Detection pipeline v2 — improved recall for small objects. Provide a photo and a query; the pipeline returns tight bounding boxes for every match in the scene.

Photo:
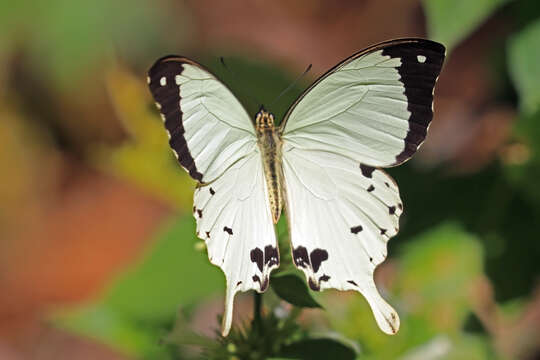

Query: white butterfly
[147,38,445,336]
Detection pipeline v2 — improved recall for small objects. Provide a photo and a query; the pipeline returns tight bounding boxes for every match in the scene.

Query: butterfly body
[256,109,284,224]
[147,39,445,336]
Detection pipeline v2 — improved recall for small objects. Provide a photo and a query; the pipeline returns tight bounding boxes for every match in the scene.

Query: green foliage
[0,0,186,90]
[271,272,322,309]
[165,305,356,360]
[279,338,356,360]
[423,0,509,50]
[508,18,540,115]
[56,216,223,358]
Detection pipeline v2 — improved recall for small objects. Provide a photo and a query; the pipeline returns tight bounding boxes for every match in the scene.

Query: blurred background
[1,0,540,359]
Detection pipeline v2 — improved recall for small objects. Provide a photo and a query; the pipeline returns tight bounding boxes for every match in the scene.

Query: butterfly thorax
[255,109,284,224]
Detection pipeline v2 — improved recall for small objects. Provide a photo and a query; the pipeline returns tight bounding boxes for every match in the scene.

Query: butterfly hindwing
[148,56,256,183]
[194,151,278,336]
[281,39,445,334]
[148,58,278,336]
[280,39,445,167]
[282,146,402,334]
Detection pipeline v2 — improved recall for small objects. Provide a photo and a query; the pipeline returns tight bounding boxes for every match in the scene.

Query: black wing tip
[148,55,188,77]
[381,38,446,55]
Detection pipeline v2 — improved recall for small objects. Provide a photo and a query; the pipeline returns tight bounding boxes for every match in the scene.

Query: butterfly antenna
[269,63,312,108]
[220,57,262,109]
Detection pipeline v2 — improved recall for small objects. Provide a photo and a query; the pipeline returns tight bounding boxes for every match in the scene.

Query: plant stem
[253,292,262,331]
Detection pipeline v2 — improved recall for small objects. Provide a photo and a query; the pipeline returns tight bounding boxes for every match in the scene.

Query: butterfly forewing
[280,39,445,334]
[148,56,256,183]
[148,57,279,336]
[280,39,445,167]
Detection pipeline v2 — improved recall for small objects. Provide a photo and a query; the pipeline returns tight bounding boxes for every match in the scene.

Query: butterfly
[147,38,445,336]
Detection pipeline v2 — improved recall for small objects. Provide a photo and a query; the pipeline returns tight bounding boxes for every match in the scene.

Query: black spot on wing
[223,226,233,235]
[293,246,310,269]
[367,184,375,192]
[381,40,445,165]
[148,56,203,181]
[380,228,387,235]
[389,206,396,215]
[250,248,264,272]
[351,225,363,234]
[251,274,269,291]
[310,249,329,273]
[205,231,210,238]
[209,187,215,195]
[264,245,279,268]
[360,164,375,178]
[309,274,330,291]
[196,209,203,218]
[347,280,358,286]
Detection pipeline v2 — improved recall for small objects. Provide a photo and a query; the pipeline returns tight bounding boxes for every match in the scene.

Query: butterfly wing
[280,39,445,334]
[148,57,279,336]
[148,56,257,183]
[193,151,278,336]
[280,39,445,167]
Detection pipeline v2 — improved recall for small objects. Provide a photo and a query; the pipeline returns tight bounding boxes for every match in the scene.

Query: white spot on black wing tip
[160,76,167,86]
[146,76,151,84]
[417,55,427,63]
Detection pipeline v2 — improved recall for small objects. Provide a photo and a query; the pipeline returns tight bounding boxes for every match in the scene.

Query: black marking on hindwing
[381,40,445,165]
[250,248,264,272]
[293,246,330,291]
[250,246,279,292]
[148,56,203,181]
[223,226,233,235]
[350,225,363,234]
[360,164,375,178]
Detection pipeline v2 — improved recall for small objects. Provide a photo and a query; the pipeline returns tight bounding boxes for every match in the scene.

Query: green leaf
[271,272,322,308]
[508,18,540,115]
[280,338,356,360]
[423,0,509,51]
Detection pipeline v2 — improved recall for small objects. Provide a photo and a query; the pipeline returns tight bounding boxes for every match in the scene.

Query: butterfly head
[255,107,275,130]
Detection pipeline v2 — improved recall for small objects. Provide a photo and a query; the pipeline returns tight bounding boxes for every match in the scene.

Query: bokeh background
[1,1,540,359]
